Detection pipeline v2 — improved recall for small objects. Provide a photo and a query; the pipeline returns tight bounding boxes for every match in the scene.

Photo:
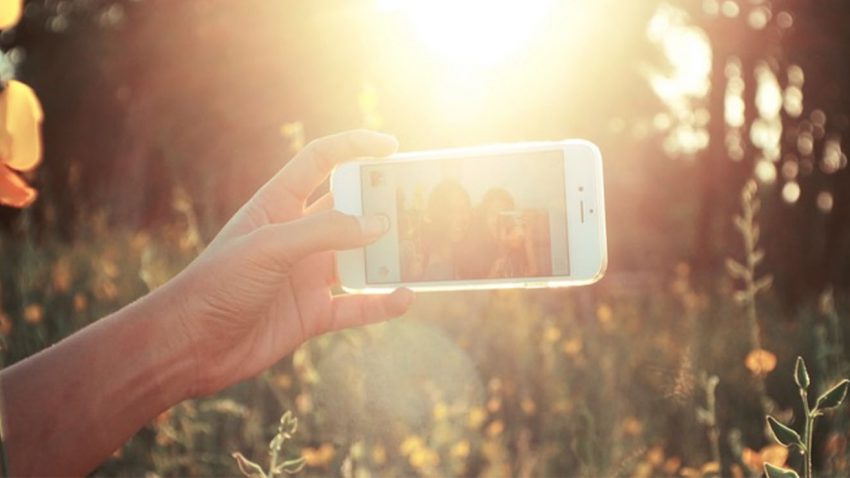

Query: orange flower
[73,293,88,312]
[742,444,788,472]
[0,80,44,208]
[621,416,643,436]
[450,440,470,460]
[51,258,73,293]
[646,445,664,466]
[486,420,504,437]
[760,444,789,468]
[561,337,583,358]
[0,311,11,335]
[0,163,36,207]
[662,457,681,475]
[521,397,537,415]
[371,444,387,465]
[745,349,777,376]
[23,304,44,324]
[302,443,335,467]
[730,464,746,478]
[0,0,22,30]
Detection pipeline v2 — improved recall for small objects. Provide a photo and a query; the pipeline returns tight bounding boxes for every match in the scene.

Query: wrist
[0,288,200,475]
[133,286,200,404]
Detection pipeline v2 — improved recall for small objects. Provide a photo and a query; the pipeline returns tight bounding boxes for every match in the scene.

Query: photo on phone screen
[360,151,570,284]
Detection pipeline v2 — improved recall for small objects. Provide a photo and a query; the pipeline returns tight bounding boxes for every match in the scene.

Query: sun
[377,0,553,68]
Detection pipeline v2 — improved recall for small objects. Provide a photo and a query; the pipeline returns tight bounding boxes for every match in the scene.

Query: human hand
[159,130,414,397]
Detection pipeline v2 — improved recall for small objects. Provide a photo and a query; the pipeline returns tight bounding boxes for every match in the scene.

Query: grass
[1,181,849,477]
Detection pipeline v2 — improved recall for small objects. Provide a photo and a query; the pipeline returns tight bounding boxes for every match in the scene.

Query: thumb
[246,210,389,272]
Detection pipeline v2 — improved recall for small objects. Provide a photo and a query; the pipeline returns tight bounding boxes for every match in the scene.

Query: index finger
[261,129,398,207]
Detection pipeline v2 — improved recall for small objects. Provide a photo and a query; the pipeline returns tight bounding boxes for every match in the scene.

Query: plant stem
[703,375,723,472]
[269,444,278,478]
[805,415,814,478]
[800,388,814,478]
[738,183,773,416]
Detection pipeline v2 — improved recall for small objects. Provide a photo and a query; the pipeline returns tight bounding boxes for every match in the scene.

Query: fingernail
[359,214,389,236]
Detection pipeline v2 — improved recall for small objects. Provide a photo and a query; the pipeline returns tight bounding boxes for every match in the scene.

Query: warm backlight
[377,0,553,68]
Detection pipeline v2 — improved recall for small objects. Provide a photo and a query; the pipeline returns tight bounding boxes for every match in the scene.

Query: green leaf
[815,379,849,411]
[725,258,748,279]
[279,410,298,436]
[751,248,765,266]
[276,457,307,475]
[766,416,802,448]
[754,275,774,292]
[794,357,810,390]
[232,452,267,478]
[733,215,746,234]
[764,463,800,478]
[733,290,750,305]
[269,433,284,453]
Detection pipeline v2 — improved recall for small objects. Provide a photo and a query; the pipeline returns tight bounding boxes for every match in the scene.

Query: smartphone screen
[360,151,570,284]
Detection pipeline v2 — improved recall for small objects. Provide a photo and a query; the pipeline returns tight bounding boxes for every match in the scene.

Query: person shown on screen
[418,179,471,280]
[491,209,538,278]
[458,187,513,279]
[459,187,537,279]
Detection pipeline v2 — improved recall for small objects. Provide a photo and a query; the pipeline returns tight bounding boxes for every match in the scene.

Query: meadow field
[1,1,849,476]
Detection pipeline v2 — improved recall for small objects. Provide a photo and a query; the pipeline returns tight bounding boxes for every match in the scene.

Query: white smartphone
[331,140,607,293]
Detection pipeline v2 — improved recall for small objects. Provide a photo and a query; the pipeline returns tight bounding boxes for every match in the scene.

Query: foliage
[764,356,848,478]
[0,0,43,208]
[232,411,306,478]
[2,206,848,477]
[1,0,850,477]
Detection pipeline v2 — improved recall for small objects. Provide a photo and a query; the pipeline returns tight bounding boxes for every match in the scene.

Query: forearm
[0,290,194,476]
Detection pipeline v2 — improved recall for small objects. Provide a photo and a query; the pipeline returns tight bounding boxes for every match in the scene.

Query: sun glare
[377,0,552,68]
[647,6,711,102]
[646,5,712,156]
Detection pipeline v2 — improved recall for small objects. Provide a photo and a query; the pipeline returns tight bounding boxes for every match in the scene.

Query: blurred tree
[0,0,847,296]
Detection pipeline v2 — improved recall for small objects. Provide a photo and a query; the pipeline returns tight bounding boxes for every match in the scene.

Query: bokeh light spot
[747,7,770,30]
[782,181,801,204]
[721,0,740,18]
[754,159,776,184]
[817,191,834,213]
[776,11,794,29]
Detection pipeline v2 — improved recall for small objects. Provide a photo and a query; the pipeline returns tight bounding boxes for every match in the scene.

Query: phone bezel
[331,140,607,293]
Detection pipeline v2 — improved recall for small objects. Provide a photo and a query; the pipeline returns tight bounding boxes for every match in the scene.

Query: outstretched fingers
[210,131,396,250]
[259,129,398,210]
[329,289,414,331]
[245,209,389,274]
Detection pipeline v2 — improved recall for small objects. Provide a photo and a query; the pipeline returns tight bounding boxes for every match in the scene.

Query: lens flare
[377,0,553,68]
